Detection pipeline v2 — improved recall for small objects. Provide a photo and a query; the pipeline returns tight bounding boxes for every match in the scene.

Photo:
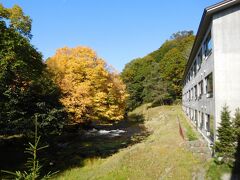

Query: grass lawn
[54,105,209,180]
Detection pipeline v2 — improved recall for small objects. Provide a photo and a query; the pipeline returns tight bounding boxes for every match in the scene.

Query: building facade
[182,0,240,144]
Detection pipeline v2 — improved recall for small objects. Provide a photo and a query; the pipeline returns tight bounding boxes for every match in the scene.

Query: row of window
[184,107,213,140]
[184,32,212,86]
[183,72,213,101]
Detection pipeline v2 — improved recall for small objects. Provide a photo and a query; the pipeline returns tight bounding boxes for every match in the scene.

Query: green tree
[0,4,66,137]
[170,30,194,40]
[0,3,32,38]
[233,108,240,169]
[159,48,186,100]
[121,56,155,110]
[233,108,240,140]
[122,31,195,110]
[215,105,235,164]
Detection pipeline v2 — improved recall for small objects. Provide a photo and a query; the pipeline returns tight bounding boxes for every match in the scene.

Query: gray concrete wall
[212,5,240,135]
[182,25,215,142]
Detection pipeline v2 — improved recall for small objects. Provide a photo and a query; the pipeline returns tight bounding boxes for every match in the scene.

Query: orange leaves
[47,46,127,123]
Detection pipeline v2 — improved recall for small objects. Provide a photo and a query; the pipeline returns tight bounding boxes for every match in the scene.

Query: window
[191,88,194,100]
[197,111,201,128]
[195,110,198,125]
[206,114,210,133]
[200,112,204,130]
[191,109,194,120]
[193,61,197,77]
[190,68,193,80]
[204,78,207,94]
[206,73,213,98]
[198,80,203,99]
[194,85,197,100]
[205,114,214,141]
[188,90,191,101]
[197,49,202,71]
[204,32,212,57]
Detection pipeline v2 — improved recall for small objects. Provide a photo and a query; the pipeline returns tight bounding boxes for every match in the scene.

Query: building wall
[182,25,215,143]
[212,5,240,135]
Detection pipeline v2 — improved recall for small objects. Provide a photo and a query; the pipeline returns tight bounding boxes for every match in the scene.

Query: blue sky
[2,0,220,71]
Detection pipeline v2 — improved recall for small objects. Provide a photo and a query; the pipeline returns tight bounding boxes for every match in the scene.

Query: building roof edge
[182,0,240,82]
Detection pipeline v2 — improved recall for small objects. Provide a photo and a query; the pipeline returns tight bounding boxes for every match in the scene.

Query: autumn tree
[47,47,128,123]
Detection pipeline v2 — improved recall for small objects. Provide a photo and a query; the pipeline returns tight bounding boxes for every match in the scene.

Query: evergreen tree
[215,105,235,164]
[233,108,240,170]
[233,108,240,140]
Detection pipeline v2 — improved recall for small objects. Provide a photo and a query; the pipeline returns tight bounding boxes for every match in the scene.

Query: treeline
[121,31,195,111]
[0,4,127,138]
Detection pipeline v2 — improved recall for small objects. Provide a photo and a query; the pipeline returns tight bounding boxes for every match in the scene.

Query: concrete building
[182,0,240,144]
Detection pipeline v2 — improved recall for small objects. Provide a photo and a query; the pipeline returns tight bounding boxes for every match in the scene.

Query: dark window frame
[206,73,213,98]
[197,48,202,71]
[204,32,212,57]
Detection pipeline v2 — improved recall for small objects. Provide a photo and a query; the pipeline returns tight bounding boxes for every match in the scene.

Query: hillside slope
[55,105,210,180]
[121,31,195,111]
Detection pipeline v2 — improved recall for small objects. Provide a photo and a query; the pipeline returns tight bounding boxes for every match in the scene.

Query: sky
[2,0,220,71]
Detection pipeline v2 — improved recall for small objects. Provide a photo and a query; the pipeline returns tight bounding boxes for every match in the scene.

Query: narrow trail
[55,105,210,180]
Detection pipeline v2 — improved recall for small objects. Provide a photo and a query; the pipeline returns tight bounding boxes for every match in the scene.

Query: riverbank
[54,105,210,180]
[0,111,148,178]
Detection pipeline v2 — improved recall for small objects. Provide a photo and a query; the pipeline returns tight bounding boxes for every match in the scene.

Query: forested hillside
[121,31,195,111]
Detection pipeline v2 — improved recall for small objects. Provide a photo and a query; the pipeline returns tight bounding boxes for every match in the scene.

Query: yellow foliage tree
[47,46,128,123]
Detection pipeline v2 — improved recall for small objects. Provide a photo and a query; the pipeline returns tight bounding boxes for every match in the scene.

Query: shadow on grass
[0,114,149,178]
[0,135,29,179]
[126,113,145,123]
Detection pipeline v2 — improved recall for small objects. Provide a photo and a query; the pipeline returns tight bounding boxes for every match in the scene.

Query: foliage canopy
[0,4,66,137]
[121,31,195,110]
[47,47,128,123]
[0,3,32,38]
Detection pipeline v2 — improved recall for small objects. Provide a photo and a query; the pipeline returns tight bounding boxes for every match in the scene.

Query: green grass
[178,111,198,141]
[53,105,208,180]
[206,160,232,180]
